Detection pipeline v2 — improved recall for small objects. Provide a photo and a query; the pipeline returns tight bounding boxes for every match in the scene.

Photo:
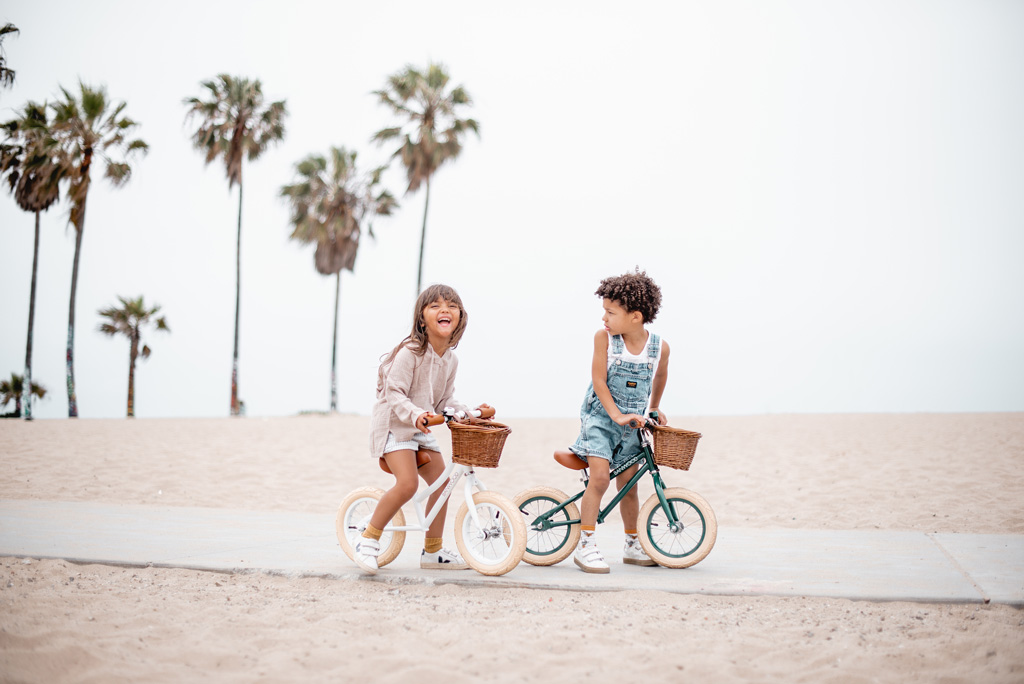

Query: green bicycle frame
[529,436,683,532]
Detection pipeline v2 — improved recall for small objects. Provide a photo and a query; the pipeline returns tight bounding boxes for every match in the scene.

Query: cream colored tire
[637,487,717,568]
[454,491,527,576]
[336,487,406,568]
[513,487,581,566]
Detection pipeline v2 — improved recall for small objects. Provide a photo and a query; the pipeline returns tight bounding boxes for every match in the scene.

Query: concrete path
[1,499,1021,605]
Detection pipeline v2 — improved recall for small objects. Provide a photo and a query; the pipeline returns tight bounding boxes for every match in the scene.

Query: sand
[2,413,1023,682]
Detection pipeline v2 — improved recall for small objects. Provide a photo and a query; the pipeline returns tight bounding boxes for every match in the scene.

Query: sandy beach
[2,413,1023,682]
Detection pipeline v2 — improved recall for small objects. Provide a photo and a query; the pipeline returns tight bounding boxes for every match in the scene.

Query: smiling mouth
[438,316,452,326]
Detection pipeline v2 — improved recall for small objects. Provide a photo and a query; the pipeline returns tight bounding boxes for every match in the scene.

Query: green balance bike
[513,414,717,568]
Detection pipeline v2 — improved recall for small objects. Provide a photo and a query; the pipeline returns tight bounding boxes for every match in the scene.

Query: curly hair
[595,269,662,323]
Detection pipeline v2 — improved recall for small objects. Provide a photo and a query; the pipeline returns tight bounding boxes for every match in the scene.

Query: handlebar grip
[628,419,641,429]
[475,406,496,419]
[423,413,447,427]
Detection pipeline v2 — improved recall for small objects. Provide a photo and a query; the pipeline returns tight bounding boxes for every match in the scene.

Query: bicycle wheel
[513,487,580,566]
[336,487,406,568]
[638,487,717,568]
[454,491,527,576]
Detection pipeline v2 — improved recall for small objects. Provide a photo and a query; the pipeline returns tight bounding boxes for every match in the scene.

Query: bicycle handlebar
[628,410,661,429]
[423,414,447,427]
[421,405,495,428]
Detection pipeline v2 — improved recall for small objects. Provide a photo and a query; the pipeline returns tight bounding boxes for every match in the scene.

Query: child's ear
[632,310,644,323]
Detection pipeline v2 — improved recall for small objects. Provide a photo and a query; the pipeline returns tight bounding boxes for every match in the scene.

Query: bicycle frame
[381,459,492,534]
[530,427,686,533]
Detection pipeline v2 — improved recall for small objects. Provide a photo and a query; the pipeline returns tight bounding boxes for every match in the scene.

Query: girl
[356,284,488,574]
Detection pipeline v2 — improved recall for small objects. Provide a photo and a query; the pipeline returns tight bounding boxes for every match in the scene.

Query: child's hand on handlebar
[453,403,495,424]
[616,413,647,429]
[471,403,495,422]
[649,408,668,426]
[417,412,434,433]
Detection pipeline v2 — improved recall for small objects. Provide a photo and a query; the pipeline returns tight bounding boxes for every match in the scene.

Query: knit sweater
[368,343,470,458]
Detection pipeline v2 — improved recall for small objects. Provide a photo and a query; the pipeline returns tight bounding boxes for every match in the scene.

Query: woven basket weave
[449,420,511,468]
[650,426,701,470]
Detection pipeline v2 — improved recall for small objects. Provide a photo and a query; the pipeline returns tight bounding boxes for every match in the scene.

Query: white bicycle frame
[381,460,492,533]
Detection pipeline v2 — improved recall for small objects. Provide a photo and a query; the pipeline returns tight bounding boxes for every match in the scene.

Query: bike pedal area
[1,499,1021,605]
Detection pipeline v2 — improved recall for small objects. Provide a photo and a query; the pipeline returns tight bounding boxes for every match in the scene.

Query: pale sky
[2,1,1022,420]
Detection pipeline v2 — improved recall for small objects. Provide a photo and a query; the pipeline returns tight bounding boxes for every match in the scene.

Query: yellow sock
[424,537,443,554]
[625,529,637,536]
[581,525,596,533]
[362,524,383,541]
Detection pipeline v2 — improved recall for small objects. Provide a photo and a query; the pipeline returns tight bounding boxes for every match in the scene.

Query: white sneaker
[353,537,379,575]
[574,541,610,574]
[421,547,469,570]
[623,538,656,566]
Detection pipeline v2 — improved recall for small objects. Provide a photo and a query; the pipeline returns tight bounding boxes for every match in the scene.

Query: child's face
[422,297,461,343]
[601,298,642,336]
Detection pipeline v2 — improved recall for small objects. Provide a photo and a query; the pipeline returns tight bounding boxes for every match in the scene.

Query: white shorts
[383,431,441,454]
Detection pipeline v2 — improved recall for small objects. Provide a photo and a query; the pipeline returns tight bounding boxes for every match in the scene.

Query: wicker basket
[650,426,701,470]
[449,420,511,468]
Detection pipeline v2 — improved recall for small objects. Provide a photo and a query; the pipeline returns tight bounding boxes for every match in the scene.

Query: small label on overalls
[626,381,637,388]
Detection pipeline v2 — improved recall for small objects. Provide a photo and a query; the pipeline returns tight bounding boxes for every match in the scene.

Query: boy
[566,269,670,573]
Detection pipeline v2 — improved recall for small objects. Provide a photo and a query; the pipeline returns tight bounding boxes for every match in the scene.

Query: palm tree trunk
[24,211,40,421]
[67,151,92,419]
[330,271,341,412]
[230,178,243,416]
[127,335,137,418]
[416,176,431,296]
[66,211,86,418]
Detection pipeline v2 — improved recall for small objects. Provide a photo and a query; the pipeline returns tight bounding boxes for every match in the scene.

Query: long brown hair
[377,284,469,392]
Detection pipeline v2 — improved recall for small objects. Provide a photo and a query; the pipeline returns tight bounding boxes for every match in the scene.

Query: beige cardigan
[369,343,470,458]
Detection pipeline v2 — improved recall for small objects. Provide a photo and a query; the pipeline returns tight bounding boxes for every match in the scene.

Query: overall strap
[610,333,625,355]
[646,333,661,360]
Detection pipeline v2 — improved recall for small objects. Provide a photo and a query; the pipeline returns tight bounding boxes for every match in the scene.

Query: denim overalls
[569,332,661,468]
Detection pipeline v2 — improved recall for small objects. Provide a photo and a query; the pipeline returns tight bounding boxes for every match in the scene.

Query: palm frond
[184,75,287,187]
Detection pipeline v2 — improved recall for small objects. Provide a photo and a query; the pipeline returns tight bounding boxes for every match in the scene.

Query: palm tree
[50,83,148,417]
[1,101,66,420]
[0,373,47,418]
[372,62,479,296]
[184,75,287,416]
[0,23,18,92]
[97,296,170,418]
[281,147,396,411]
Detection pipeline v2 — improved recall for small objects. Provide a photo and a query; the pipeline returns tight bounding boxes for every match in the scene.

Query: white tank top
[606,332,662,374]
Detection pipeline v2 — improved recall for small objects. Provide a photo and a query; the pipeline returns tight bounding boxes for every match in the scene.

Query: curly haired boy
[565,269,670,573]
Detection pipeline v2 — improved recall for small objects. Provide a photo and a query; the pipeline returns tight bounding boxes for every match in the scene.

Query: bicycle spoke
[464,504,513,563]
[521,498,569,555]
[648,498,705,558]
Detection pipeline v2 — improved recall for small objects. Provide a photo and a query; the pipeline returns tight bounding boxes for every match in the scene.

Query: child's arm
[649,340,670,425]
[590,330,646,428]
[384,347,433,432]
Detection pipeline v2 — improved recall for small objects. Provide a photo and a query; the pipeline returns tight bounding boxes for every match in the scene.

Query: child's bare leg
[576,456,612,573]
[616,464,641,531]
[416,449,449,539]
[580,456,610,528]
[617,463,656,565]
[368,450,419,531]
[416,450,468,569]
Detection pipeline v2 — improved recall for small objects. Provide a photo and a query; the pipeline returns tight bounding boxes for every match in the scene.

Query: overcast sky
[2,1,1022,420]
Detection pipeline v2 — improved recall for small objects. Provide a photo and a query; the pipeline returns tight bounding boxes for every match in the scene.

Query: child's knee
[390,477,419,501]
[587,470,611,492]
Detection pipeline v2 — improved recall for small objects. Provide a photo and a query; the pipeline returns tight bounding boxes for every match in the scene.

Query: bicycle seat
[554,449,588,471]
[378,452,432,474]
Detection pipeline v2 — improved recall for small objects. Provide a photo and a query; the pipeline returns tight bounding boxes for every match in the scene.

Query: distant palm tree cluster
[1,23,479,419]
